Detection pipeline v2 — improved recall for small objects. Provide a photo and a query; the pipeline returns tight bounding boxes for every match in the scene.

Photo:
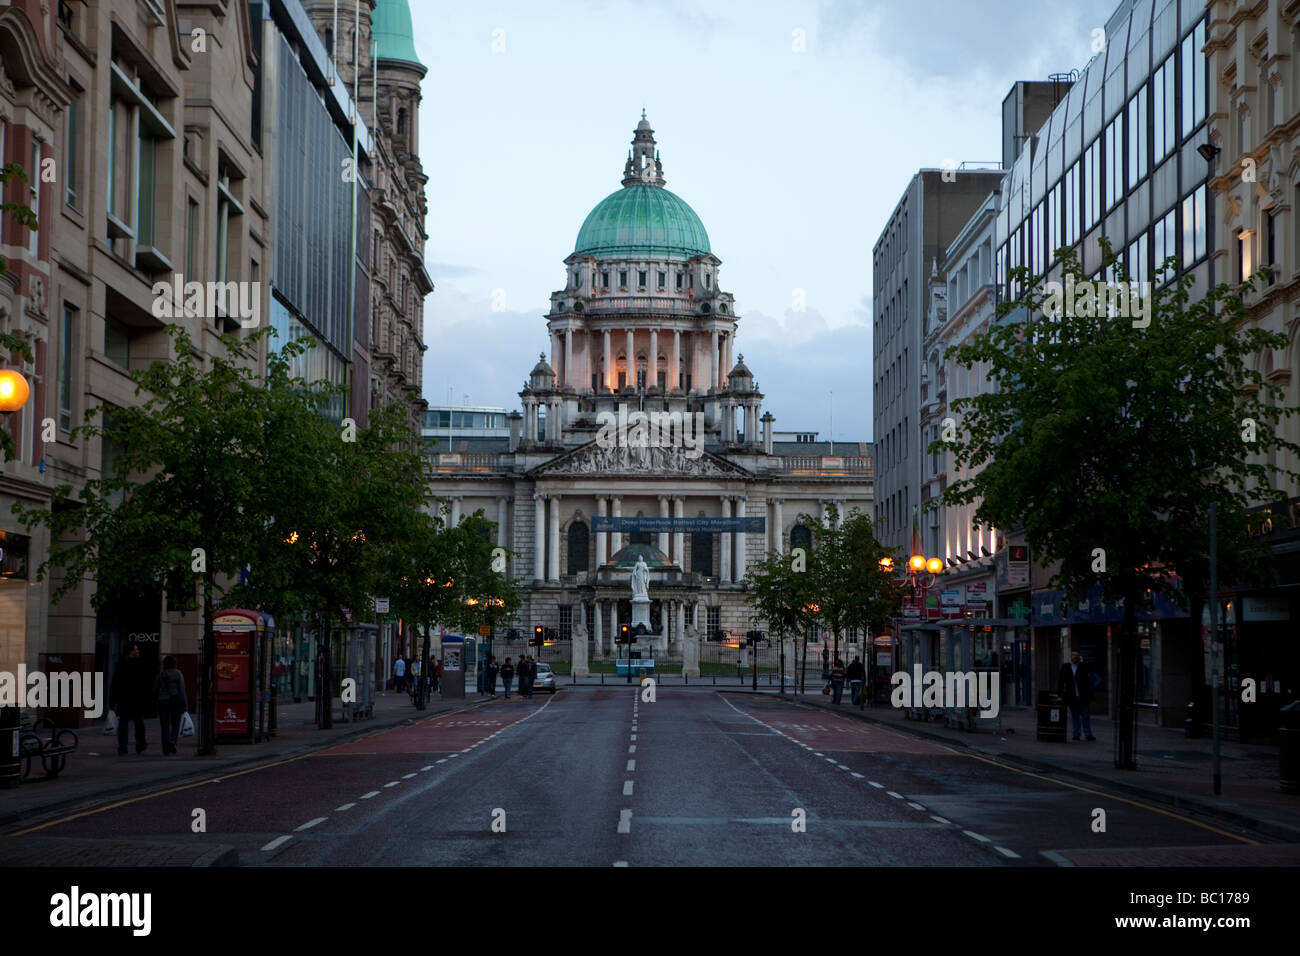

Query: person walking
[846,657,865,706]
[153,655,188,755]
[434,659,443,693]
[500,658,516,699]
[109,644,151,755]
[520,656,532,698]
[829,657,846,705]
[485,657,499,698]
[393,656,406,693]
[821,643,831,679]
[1058,649,1097,741]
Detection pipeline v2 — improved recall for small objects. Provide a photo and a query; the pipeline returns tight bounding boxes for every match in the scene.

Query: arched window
[790,523,812,554]
[324,28,334,59]
[567,521,589,574]
[691,532,713,574]
[397,107,407,136]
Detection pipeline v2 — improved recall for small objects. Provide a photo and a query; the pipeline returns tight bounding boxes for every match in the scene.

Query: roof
[372,0,423,67]
[574,184,711,260]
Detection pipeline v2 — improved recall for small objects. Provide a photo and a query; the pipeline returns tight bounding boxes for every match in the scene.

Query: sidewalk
[760,689,1300,842]
[0,687,489,832]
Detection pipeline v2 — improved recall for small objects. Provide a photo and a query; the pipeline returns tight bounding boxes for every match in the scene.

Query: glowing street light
[0,369,30,413]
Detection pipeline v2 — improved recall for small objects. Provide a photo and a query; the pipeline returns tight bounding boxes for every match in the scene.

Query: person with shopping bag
[153,655,189,755]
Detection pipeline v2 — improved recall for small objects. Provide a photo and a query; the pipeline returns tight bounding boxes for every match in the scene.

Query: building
[1201,0,1300,739]
[428,116,873,674]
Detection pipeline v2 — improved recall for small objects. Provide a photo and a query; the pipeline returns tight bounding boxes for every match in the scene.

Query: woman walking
[154,655,188,755]
[829,658,846,705]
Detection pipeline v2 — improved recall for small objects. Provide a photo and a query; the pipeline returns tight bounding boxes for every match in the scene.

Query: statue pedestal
[630,598,651,631]
[683,625,700,679]
[572,623,589,679]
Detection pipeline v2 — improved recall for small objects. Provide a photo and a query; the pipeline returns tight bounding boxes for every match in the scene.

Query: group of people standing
[392,656,442,697]
[480,656,539,699]
[107,644,190,756]
[826,655,868,706]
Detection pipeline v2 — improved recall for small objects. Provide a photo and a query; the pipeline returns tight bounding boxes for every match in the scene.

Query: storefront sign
[1242,595,1289,622]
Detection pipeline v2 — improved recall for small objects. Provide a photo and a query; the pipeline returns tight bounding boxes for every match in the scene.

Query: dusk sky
[411,0,1117,441]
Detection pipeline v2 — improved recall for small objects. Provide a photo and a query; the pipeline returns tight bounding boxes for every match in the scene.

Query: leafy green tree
[936,242,1300,768]
[745,547,815,694]
[17,327,272,755]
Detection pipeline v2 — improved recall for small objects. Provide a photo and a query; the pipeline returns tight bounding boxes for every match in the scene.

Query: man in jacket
[500,658,516,698]
[485,657,499,698]
[154,655,189,755]
[109,644,151,755]
[1057,649,1097,741]
[846,657,865,705]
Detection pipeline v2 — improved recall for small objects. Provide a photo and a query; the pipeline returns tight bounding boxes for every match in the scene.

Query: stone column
[672,330,681,390]
[683,623,700,679]
[572,621,589,678]
[603,329,612,391]
[496,496,509,547]
[626,328,635,387]
[563,328,573,388]
[720,496,732,583]
[659,600,669,655]
[551,331,560,373]
[773,499,784,554]
[710,328,719,389]
[450,496,461,528]
[596,497,608,567]
[657,495,669,556]
[533,494,546,580]
[649,328,659,388]
[548,494,561,581]
[611,600,620,654]
[672,496,685,568]
[734,494,747,582]
[593,600,604,657]
[611,496,622,555]
[675,600,685,657]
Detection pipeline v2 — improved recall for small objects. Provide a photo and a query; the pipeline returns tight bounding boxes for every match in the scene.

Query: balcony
[777,455,872,476]
[430,452,507,473]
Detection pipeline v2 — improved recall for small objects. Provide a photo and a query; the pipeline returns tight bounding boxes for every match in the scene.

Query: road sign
[375,598,390,614]
[478,625,491,636]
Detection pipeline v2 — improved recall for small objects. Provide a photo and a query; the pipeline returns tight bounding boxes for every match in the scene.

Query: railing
[778,455,873,476]
[430,452,506,472]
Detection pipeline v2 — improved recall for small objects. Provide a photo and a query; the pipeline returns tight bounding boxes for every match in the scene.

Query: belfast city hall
[428,115,872,674]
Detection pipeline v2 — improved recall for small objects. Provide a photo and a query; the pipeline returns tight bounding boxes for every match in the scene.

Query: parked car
[534,662,557,693]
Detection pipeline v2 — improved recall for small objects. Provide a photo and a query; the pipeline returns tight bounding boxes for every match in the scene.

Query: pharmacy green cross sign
[1007,600,1029,620]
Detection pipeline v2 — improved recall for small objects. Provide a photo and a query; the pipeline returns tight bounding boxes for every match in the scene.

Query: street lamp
[0,369,30,413]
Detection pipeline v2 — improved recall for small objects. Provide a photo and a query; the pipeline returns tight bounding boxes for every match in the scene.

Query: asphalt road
[5,686,1274,866]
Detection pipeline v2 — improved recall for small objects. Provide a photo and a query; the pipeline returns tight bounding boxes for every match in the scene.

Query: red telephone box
[213,609,271,743]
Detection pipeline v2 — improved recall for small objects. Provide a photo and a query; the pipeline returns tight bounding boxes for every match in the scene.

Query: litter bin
[1279,700,1300,794]
[0,706,19,789]
[1037,690,1067,742]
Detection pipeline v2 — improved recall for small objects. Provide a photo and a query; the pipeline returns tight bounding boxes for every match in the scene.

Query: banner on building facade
[592,516,765,533]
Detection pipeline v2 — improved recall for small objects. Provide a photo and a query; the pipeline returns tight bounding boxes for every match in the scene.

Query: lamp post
[883,552,944,679]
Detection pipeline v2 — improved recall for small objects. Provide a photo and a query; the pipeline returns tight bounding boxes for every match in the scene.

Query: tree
[936,242,1300,769]
[17,326,272,755]
[744,547,815,695]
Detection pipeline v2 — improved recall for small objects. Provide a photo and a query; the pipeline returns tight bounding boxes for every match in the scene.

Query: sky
[410,0,1118,442]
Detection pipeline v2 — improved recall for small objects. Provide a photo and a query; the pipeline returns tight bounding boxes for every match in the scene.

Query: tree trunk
[199,568,217,755]
[318,616,334,729]
[1114,589,1139,770]
[800,631,808,695]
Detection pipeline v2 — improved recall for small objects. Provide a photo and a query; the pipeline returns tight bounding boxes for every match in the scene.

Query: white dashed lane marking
[962,830,991,843]
[623,780,634,796]
[261,835,292,852]
[335,803,356,812]
[296,817,327,831]
[617,810,633,834]
[627,759,636,771]
[996,846,1021,859]
[360,791,380,800]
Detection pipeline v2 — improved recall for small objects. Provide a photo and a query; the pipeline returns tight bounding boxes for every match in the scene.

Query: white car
[533,662,557,693]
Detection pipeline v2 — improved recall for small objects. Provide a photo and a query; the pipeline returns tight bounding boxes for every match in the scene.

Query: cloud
[426,261,483,280]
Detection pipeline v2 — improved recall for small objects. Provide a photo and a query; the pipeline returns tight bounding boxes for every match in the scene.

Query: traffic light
[532,625,544,647]
[619,623,630,644]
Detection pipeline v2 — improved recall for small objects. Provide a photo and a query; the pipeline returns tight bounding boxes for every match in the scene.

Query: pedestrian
[485,656,499,697]
[108,644,151,755]
[846,656,865,706]
[821,643,830,679]
[527,656,536,697]
[1058,649,1097,741]
[501,658,515,698]
[153,655,188,755]
[518,656,530,698]
[394,656,406,693]
[434,659,443,693]
[829,657,846,705]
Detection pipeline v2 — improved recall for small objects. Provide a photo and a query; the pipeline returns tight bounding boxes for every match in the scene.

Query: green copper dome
[574,184,711,260]
[372,0,423,67]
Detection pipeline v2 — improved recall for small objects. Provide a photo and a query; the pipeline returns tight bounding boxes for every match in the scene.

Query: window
[601,271,609,289]
[1063,162,1079,247]
[691,531,713,575]
[65,93,79,208]
[1181,20,1207,137]
[106,100,117,217]
[1181,184,1207,266]
[638,270,647,287]
[1152,207,1177,283]
[1127,233,1148,286]
[59,305,75,432]
[567,521,589,574]
[676,272,683,290]
[105,317,130,369]
[1266,211,1276,285]
[1236,230,1246,284]
[1153,55,1175,162]
[28,140,40,255]
[1031,203,1044,276]
[185,198,198,279]
[1048,183,1061,261]
[573,270,581,289]
[791,523,812,554]
[215,157,244,287]
[657,270,665,287]
[707,606,721,641]
[619,270,627,287]
[1081,139,1102,231]
[704,273,711,289]
[1104,116,1123,211]
[559,605,572,641]
[1127,87,1148,186]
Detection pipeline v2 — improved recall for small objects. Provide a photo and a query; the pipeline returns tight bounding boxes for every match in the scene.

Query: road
[4,686,1275,866]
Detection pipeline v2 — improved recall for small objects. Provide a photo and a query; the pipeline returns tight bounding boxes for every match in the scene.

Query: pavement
[754,686,1300,843]
[0,684,492,858]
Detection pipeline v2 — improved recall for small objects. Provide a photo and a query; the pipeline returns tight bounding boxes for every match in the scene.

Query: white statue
[631,556,650,603]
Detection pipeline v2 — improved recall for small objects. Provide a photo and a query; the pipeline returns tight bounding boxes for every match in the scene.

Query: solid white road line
[296,817,327,831]
[261,835,292,852]
[623,780,634,796]
[617,809,633,834]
